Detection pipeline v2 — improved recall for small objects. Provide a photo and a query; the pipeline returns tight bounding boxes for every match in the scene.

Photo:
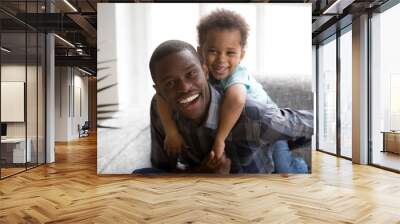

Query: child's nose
[216,53,227,62]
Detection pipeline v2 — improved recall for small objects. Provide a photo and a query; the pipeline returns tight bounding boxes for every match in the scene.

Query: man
[144,40,313,174]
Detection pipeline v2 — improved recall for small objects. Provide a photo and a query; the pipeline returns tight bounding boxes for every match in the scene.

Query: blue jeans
[132,168,166,174]
[133,140,309,174]
[272,140,309,174]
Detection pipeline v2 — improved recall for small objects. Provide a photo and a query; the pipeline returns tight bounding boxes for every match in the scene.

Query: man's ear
[153,84,166,100]
[153,84,160,94]
[240,49,246,60]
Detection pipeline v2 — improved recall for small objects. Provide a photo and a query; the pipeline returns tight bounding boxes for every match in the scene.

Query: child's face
[200,29,245,80]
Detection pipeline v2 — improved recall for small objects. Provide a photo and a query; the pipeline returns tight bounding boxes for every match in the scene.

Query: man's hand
[203,151,231,174]
[164,131,187,157]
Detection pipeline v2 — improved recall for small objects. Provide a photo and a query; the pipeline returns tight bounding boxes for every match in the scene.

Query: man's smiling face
[154,49,210,124]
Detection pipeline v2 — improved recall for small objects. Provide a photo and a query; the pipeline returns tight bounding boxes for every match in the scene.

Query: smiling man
[146,40,314,174]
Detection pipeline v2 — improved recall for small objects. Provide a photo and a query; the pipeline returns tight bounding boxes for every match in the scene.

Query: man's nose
[177,79,192,92]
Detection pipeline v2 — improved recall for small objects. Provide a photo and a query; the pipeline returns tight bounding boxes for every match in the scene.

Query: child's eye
[227,51,237,55]
[208,49,217,54]
[187,71,197,78]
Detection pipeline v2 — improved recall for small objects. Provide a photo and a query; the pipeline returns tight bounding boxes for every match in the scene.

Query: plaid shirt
[150,85,314,173]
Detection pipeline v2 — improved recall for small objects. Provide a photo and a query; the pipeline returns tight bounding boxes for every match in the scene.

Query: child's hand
[211,139,225,160]
[164,132,187,157]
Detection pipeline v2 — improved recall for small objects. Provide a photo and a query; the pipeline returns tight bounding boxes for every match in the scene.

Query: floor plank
[1,134,400,223]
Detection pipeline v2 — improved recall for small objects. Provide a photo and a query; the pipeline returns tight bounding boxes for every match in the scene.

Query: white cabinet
[1,138,32,163]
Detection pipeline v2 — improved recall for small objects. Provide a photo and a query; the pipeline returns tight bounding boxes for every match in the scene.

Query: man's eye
[227,51,237,55]
[165,80,175,88]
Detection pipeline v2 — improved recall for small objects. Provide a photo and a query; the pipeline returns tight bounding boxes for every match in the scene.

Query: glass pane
[27,31,38,169]
[0,1,46,178]
[1,31,27,177]
[371,3,400,171]
[318,37,337,154]
[38,33,45,165]
[340,29,352,158]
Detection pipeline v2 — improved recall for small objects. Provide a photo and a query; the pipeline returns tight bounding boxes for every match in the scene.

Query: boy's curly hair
[197,9,250,47]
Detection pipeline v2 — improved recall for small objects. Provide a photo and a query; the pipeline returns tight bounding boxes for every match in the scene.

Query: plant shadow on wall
[96,47,152,174]
[97,58,119,130]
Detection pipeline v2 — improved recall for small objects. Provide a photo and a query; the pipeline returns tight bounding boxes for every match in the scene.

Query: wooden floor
[1,135,400,223]
[372,150,400,171]
[1,163,45,178]
[1,167,26,178]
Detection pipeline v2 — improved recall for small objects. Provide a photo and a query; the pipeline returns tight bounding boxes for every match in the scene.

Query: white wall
[73,73,89,138]
[1,63,46,164]
[1,65,36,138]
[74,74,89,124]
[55,67,89,141]
[1,66,26,132]
[55,66,68,141]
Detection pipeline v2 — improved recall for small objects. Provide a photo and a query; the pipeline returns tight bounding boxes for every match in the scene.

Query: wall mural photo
[97,3,314,175]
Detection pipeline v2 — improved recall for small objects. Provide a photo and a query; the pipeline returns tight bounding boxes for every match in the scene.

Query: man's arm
[150,96,177,171]
[156,94,187,156]
[150,96,230,174]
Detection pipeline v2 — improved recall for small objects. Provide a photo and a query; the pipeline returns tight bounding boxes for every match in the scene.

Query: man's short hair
[197,9,250,47]
[149,40,201,83]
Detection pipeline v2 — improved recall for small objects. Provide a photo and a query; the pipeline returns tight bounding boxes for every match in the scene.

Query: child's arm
[156,94,186,156]
[213,84,247,159]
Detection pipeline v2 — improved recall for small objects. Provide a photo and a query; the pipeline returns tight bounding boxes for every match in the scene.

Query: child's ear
[240,49,246,60]
[197,46,204,58]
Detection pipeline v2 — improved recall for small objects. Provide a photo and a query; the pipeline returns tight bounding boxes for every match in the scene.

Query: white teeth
[179,94,199,104]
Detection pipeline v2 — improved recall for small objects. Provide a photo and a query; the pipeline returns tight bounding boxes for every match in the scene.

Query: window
[339,28,352,158]
[317,36,337,155]
[371,2,400,171]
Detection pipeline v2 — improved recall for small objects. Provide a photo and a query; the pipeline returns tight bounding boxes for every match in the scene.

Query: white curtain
[116,3,311,88]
